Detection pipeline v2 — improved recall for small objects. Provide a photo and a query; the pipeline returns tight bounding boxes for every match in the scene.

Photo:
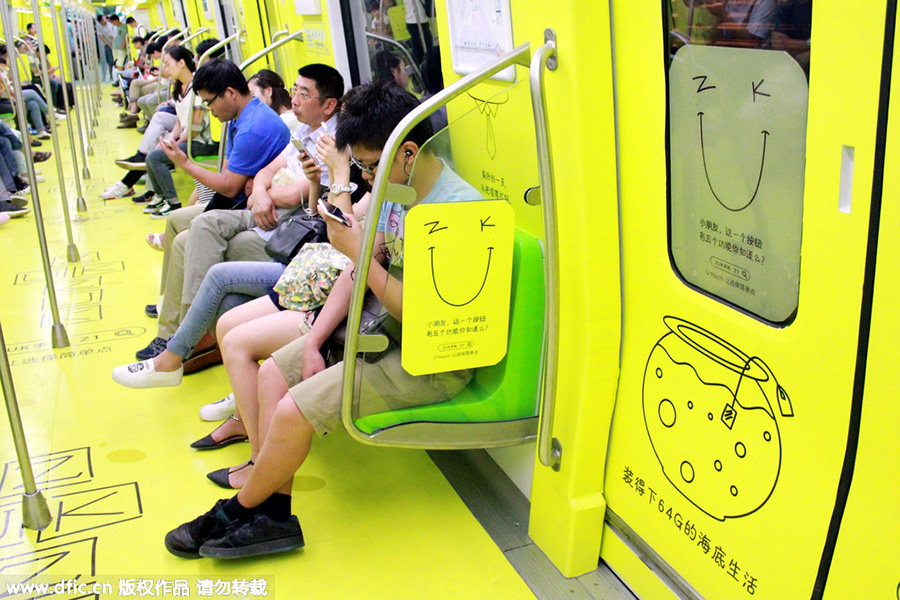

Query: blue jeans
[0,136,17,191]
[145,140,218,204]
[21,89,48,131]
[166,261,286,358]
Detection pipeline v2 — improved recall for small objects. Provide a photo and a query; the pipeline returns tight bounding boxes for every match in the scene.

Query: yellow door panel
[603,1,889,598]
[822,5,900,598]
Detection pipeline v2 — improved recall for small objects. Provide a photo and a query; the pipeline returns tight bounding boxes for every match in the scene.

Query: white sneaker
[100,181,134,199]
[199,392,235,421]
[111,359,183,389]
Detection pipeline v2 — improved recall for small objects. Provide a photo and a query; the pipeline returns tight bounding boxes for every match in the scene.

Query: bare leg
[237,397,314,507]
[152,348,183,372]
[220,307,308,488]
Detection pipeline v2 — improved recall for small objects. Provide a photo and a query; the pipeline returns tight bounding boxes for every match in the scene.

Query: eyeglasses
[291,85,324,101]
[349,148,380,175]
[201,93,220,108]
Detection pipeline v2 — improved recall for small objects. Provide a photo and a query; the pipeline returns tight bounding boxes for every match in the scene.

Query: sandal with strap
[207,459,254,489]
[190,416,248,450]
[145,232,165,251]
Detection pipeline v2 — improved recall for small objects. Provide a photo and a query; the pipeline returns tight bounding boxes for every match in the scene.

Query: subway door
[821,2,900,598]
[601,2,890,599]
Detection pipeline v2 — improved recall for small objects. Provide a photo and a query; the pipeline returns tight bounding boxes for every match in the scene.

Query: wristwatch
[329,183,353,195]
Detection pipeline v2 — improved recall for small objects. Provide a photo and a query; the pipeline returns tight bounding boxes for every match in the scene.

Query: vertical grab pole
[83,13,98,131]
[60,8,90,179]
[0,319,52,531]
[73,12,94,155]
[530,30,562,471]
[29,0,80,263]
[0,0,69,349]
[49,0,86,212]
[87,13,101,109]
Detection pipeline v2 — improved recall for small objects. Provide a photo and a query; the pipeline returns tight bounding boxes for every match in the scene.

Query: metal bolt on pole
[0,319,52,530]
[49,0,86,213]
[0,0,69,348]
[29,0,79,262]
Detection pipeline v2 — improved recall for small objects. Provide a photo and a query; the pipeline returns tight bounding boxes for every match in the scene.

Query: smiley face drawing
[643,317,794,521]
[401,200,515,376]
[669,44,808,323]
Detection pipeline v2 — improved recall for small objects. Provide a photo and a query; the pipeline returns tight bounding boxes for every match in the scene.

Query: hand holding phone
[292,138,321,165]
[318,198,350,227]
[160,137,175,150]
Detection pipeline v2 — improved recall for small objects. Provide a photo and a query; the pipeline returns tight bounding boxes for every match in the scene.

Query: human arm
[246,154,286,230]
[160,142,251,198]
[301,267,354,379]
[315,132,352,214]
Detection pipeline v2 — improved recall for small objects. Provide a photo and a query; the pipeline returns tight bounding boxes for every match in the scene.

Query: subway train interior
[0,0,896,598]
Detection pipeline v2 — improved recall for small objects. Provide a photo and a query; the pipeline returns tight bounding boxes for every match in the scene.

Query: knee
[258,358,287,395]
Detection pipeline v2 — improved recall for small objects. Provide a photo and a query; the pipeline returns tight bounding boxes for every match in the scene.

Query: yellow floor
[0,89,535,599]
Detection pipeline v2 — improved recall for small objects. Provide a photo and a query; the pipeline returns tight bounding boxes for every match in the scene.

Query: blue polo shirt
[225,97,290,177]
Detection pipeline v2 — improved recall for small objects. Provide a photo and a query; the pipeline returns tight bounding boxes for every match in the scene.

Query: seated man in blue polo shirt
[133,58,291,362]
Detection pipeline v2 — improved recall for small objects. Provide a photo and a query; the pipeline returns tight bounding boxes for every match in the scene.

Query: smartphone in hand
[291,138,321,165]
[160,137,176,150]
[318,199,351,227]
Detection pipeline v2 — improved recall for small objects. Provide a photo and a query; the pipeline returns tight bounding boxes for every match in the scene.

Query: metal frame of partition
[339,43,543,449]
[180,26,210,52]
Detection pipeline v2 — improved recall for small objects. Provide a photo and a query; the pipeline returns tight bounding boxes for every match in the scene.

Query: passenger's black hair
[145,41,161,55]
[336,80,432,151]
[193,58,250,97]
[373,50,402,85]
[25,23,34,31]
[126,17,137,25]
[131,36,144,45]
[165,45,195,101]
[109,15,121,22]
[249,69,291,113]
[194,38,224,61]
[297,63,344,101]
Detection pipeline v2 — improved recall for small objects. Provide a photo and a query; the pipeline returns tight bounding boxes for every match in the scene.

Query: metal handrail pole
[59,7,90,179]
[0,319,52,530]
[270,26,289,74]
[530,36,561,470]
[180,26,210,52]
[50,0,85,212]
[409,0,429,63]
[365,32,425,91]
[340,43,533,446]
[29,0,79,263]
[0,0,69,349]
[85,12,102,108]
[71,11,94,154]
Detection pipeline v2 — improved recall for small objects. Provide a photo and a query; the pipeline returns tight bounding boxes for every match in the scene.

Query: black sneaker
[0,199,30,217]
[115,152,147,170]
[150,201,182,219]
[199,513,304,559]
[142,196,166,214]
[165,500,232,559]
[135,336,168,360]
[132,191,155,205]
[144,303,158,318]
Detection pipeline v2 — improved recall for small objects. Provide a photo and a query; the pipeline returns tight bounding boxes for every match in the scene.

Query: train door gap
[429,449,636,600]
[811,0,898,597]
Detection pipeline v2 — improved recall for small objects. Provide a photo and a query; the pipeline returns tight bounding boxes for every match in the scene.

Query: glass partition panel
[349,79,544,436]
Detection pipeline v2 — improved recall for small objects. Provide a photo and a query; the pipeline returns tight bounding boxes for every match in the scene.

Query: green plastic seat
[355,227,545,434]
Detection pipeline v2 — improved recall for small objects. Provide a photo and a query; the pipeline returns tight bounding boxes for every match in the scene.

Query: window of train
[362,0,440,97]
[666,0,811,324]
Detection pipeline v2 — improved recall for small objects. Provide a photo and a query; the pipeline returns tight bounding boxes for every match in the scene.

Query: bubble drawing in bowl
[643,317,795,521]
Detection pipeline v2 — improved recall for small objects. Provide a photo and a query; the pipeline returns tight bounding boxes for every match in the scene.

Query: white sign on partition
[446,0,515,82]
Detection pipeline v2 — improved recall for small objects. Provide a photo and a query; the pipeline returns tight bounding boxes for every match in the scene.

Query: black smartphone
[318,199,350,227]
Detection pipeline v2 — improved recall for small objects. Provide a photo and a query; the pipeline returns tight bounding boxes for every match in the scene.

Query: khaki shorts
[271,334,472,436]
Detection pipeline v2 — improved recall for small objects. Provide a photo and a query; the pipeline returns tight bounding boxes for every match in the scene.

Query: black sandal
[207,459,254,489]
[190,416,248,450]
